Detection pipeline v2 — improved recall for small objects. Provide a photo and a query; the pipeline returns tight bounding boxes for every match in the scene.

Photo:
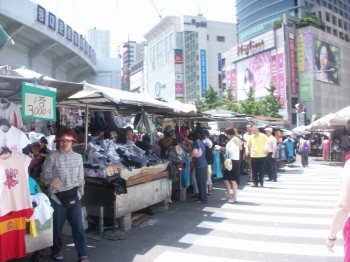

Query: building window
[333,29,338,36]
[332,16,336,25]
[339,19,342,28]
[345,35,349,41]
[326,26,331,33]
[344,22,348,31]
[216,36,225,42]
[326,12,330,22]
[339,32,344,39]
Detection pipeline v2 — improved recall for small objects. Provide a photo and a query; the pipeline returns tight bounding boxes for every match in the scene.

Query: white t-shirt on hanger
[0,126,30,153]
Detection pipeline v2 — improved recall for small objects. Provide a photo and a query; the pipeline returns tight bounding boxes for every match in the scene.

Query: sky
[33,0,236,57]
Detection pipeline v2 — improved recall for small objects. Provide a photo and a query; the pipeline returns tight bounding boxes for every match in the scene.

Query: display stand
[83,163,171,232]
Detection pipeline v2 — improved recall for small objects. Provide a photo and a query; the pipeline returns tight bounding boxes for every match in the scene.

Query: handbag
[55,187,79,208]
[224,139,233,171]
[224,158,232,171]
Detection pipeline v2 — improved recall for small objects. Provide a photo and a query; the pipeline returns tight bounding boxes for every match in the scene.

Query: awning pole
[84,103,89,152]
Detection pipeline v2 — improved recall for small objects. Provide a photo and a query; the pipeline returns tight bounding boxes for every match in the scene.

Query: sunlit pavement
[23,156,344,262]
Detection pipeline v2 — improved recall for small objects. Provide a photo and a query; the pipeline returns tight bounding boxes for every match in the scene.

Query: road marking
[179,234,343,257]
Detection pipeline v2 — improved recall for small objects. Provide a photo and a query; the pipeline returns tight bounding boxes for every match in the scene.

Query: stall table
[83,163,171,231]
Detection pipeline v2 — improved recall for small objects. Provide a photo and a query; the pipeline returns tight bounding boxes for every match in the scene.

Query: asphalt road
[17,156,345,262]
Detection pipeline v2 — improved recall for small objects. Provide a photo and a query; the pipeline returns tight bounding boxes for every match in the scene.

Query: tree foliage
[195,83,282,118]
[256,83,282,118]
[296,14,324,29]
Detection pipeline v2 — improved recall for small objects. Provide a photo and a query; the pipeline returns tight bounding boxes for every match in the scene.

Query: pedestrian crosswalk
[153,164,345,262]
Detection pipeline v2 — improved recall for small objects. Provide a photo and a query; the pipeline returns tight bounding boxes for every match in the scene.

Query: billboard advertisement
[236,51,271,100]
[297,32,314,101]
[314,39,341,85]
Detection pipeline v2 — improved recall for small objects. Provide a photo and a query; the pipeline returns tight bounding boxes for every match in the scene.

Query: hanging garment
[181,158,190,188]
[0,100,24,131]
[0,126,30,153]
[30,193,53,225]
[0,151,32,216]
[213,150,223,179]
[0,208,34,262]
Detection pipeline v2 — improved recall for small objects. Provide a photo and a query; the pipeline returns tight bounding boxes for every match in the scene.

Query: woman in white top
[216,127,243,203]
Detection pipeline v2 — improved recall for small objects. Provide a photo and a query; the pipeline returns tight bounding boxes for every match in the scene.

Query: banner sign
[22,82,57,121]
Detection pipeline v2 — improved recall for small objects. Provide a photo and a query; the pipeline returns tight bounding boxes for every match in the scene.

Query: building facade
[236,0,350,43]
[0,0,121,88]
[144,14,236,103]
[223,14,350,126]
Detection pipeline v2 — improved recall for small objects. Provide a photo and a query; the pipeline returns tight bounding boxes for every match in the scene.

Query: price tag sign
[22,82,57,121]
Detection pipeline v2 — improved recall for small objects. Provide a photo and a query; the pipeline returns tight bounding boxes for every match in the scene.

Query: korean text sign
[22,82,57,121]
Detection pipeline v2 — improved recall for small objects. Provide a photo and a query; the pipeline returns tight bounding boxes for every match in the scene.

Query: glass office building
[237,0,350,43]
[236,0,302,43]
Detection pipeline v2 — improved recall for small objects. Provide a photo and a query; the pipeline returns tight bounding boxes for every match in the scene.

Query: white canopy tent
[335,106,350,119]
[308,113,349,130]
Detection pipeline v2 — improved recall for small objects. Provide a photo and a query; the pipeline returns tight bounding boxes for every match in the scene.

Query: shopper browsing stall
[41,126,89,262]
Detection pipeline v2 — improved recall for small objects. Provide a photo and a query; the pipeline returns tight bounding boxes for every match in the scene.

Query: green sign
[299,72,314,102]
[22,82,57,121]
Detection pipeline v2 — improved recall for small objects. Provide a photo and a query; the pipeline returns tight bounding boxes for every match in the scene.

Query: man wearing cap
[264,127,278,182]
[41,126,89,262]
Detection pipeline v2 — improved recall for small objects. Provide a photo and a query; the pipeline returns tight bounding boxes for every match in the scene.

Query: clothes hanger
[0,118,11,128]
[0,146,11,155]
[0,98,10,104]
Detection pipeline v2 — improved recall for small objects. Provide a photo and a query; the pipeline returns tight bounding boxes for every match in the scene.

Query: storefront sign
[200,50,207,96]
[289,33,297,95]
[174,49,184,98]
[35,4,96,64]
[22,82,56,121]
[237,39,264,56]
[183,19,207,28]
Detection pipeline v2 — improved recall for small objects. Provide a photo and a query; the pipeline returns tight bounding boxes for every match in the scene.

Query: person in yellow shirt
[247,125,270,187]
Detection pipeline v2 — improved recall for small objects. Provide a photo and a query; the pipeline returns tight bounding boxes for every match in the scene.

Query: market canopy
[0,66,84,103]
[308,113,349,130]
[335,106,350,119]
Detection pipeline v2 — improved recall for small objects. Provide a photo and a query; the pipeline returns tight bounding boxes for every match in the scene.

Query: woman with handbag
[41,126,89,262]
[215,127,243,203]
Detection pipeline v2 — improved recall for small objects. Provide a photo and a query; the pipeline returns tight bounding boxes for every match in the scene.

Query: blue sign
[37,5,46,25]
[218,53,222,71]
[66,25,72,41]
[58,19,65,36]
[48,12,56,30]
[200,50,207,96]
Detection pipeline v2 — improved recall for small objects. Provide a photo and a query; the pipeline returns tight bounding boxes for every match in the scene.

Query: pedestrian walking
[243,124,253,183]
[326,154,350,261]
[264,127,278,182]
[247,125,270,187]
[298,136,310,167]
[190,130,208,204]
[215,127,243,202]
[322,136,331,161]
[41,126,89,262]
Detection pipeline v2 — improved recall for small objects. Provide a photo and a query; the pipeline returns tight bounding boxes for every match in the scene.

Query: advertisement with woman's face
[314,39,341,85]
[237,51,271,100]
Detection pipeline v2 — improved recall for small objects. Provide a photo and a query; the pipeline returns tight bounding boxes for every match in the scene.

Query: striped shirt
[41,149,84,204]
